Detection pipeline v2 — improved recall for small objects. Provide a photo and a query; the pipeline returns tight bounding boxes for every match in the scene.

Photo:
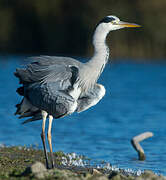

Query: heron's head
[97,15,141,32]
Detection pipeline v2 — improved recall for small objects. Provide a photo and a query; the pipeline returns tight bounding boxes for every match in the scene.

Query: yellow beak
[118,21,141,28]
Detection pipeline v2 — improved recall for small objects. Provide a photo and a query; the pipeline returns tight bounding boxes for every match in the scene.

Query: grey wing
[15,56,82,121]
[30,56,82,66]
[25,82,77,118]
[14,56,82,85]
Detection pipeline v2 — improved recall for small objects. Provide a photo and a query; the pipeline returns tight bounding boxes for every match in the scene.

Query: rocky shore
[0,146,165,180]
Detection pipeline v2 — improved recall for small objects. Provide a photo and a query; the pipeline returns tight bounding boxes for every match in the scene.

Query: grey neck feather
[79,25,110,92]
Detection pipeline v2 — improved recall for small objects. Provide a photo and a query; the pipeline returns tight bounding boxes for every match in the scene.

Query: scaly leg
[41,110,49,169]
[47,115,55,168]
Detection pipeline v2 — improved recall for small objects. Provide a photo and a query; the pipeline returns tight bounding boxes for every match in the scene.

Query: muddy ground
[0,146,165,180]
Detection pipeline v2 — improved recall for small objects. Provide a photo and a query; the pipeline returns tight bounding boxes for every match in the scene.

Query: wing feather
[15,56,82,86]
[15,56,82,120]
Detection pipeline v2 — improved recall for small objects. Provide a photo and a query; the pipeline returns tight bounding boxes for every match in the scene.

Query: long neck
[86,25,110,80]
[79,25,110,92]
[88,26,110,68]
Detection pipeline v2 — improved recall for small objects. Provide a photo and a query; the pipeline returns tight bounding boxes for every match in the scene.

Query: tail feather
[15,98,42,123]
[18,109,41,119]
[15,99,24,115]
[22,114,42,124]
[15,67,43,123]
[16,86,24,96]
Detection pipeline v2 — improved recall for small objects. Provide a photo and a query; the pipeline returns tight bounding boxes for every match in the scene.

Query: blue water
[0,56,166,174]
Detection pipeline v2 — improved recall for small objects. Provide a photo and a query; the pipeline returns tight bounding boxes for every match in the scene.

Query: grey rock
[31,162,47,179]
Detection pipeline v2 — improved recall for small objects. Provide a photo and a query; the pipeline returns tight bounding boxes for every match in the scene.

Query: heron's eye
[112,21,117,25]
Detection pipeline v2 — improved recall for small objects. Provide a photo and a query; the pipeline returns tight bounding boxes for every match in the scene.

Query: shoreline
[0,146,165,180]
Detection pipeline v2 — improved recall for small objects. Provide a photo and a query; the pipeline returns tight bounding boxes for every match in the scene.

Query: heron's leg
[47,115,55,168]
[41,110,49,169]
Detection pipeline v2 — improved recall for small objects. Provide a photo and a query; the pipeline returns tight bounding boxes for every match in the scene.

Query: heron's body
[15,15,140,168]
[15,55,106,121]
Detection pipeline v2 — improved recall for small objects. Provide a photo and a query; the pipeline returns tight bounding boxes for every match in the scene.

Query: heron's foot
[45,161,49,169]
[51,162,55,169]
[44,154,50,169]
[45,161,53,169]
[50,154,55,169]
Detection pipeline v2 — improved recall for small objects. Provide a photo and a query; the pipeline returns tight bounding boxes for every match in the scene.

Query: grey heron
[14,15,140,169]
